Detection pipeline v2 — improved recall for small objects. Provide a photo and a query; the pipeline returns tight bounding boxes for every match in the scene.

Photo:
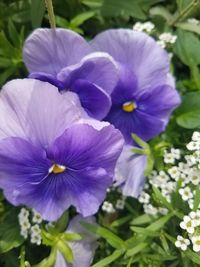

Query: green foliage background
[0,0,200,266]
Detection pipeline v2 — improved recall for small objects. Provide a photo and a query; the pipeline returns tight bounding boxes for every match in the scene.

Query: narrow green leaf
[92,250,123,267]
[185,249,200,264]
[81,222,125,249]
[126,242,148,257]
[130,226,158,237]
[70,11,95,27]
[152,186,173,210]
[56,240,74,264]
[147,213,173,232]
[131,214,155,225]
[176,22,200,35]
[8,19,20,46]
[131,133,149,150]
[193,185,200,211]
[30,0,45,28]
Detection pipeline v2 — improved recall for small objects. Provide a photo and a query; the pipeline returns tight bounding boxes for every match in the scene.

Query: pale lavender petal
[114,145,147,197]
[23,28,91,75]
[91,29,169,91]
[0,79,84,147]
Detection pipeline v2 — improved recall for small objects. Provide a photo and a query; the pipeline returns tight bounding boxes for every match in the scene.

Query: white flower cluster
[102,197,126,213]
[157,32,177,48]
[18,208,42,245]
[133,22,155,34]
[176,210,200,252]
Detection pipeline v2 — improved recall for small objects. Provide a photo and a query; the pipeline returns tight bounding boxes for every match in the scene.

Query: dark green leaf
[92,250,123,267]
[30,0,45,28]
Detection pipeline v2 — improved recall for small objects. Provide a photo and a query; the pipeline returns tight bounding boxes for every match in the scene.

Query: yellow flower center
[122,101,136,112]
[49,164,66,174]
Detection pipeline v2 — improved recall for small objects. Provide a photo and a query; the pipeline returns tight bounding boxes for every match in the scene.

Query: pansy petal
[115,145,147,197]
[23,28,91,75]
[70,79,111,120]
[0,137,50,205]
[29,72,66,89]
[91,29,169,91]
[106,108,165,143]
[47,123,124,173]
[138,85,181,119]
[0,79,83,147]
[57,52,118,94]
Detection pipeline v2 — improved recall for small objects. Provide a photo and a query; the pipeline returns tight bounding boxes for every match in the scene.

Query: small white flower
[164,151,175,164]
[171,148,181,160]
[32,209,42,224]
[187,141,200,151]
[133,22,144,32]
[180,215,195,234]
[192,131,200,141]
[159,32,177,44]
[102,201,115,213]
[175,235,190,251]
[18,208,29,220]
[20,229,28,239]
[158,207,168,215]
[138,192,150,204]
[168,166,181,180]
[185,155,198,166]
[191,236,200,252]
[187,18,199,25]
[116,199,125,210]
[143,204,158,215]
[189,210,200,227]
[30,234,42,246]
[30,224,41,235]
[133,21,155,33]
[157,40,166,49]
[189,169,200,185]
[179,186,193,201]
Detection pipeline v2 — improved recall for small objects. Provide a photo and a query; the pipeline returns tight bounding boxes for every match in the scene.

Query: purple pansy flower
[54,215,98,267]
[0,79,124,221]
[114,145,147,198]
[91,29,181,143]
[23,28,118,120]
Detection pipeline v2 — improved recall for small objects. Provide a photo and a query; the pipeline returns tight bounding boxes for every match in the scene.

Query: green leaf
[147,213,173,232]
[56,240,74,264]
[92,250,123,267]
[101,0,162,20]
[55,210,69,232]
[176,22,200,35]
[193,185,200,211]
[185,249,200,264]
[0,209,24,253]
[126,242,148,257]
[152,186,173,210]
[8,19,20,46]
[131,133,149,150]
[30,0,45,28]
[150,6,173,23]
[70,11,96,27]
[81,222,125,249]
[130,226,158,237]
[33,248,57,267]
[131,214,155,225]
[174,30,200,66]
[176,92,200,129]
[144,154,154,176]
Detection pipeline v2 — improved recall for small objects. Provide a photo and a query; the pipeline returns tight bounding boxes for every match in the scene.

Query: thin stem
[45,0,56,28]
[170,0,200,26]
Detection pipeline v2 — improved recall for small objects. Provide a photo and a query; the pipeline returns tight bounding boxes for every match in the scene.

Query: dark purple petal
[23,28,91,75]
[0,79,84,147]
[70,79,111,120]
[110,64,138,106]
[115,145,147,197]
[138,84,181,120]
[47,123,124,173]
[29,72,66,90]
[0,137,50,205]
[57,52,118,94]
[106,108,165,143]
[91,29,170,91]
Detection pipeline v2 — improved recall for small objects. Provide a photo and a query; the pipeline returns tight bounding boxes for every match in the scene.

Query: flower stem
[170,0,200,26]
[45,0,56,29]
